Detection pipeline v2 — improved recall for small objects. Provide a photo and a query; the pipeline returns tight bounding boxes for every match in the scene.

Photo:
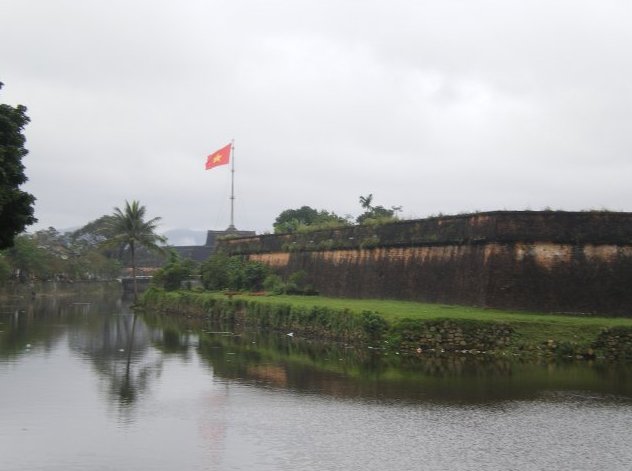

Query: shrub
[263,274,285,294]
[200,254,270,291]
[152,252,197,291]
[360,310,388,340]
[242,261,270,291]
[200,253,231,290]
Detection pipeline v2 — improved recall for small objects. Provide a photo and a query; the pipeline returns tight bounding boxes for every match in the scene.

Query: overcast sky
[2,0,632,243]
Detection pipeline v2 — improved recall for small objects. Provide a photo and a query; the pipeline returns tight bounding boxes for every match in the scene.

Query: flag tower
[205,140,236,231]
[228,140,235,231]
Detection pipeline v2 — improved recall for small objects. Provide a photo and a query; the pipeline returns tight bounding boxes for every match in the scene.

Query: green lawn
[229,294,632,347]
[232,294,632,325]
[142,289,632,354]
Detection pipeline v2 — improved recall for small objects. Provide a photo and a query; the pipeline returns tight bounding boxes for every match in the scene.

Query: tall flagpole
[228,139,236,231]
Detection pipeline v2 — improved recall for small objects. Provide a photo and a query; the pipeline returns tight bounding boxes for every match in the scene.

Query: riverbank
[0,280,122,299]
[139,288,632,361]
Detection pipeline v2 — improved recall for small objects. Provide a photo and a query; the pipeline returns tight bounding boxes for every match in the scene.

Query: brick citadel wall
[217,211,632,316]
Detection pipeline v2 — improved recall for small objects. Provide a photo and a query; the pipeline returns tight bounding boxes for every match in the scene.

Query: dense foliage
[272,195,402,235]
[273,205,349,233]
[0,228,121,282]
[0,203,170,285]
[0,82,36,249]
[262,270,317,295]
[200,253,270,291]
[152,252,197,291]
[356,194,401,225]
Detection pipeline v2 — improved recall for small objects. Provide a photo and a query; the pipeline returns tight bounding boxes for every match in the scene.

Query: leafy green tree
[1,226,122,283]
[33,224,122,281]
[241,260,269,291]
[3,234,52,280]
[152,251,197,291]
[71,215,141,268]
[66,218,123,280]
[72,250,121,280]
[103,200,166,298]
[0,82,36,249]
[273,205,348,233]
[356,194,402,225]
[225,257,246,290]
[200,253,231,290]
[71,215,117,246]
[201,254,270,291]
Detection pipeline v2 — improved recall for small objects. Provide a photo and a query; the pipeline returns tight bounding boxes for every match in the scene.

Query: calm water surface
[1,292,631,470]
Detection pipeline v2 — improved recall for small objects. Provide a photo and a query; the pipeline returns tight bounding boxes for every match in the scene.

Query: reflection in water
[2,292,632,471]
[3,294,632,406]
[67,303,166,421]
[143,311,632,404]
[0,292,165,420]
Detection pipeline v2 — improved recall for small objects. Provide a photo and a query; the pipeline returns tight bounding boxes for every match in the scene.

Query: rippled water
[1,291,631,470]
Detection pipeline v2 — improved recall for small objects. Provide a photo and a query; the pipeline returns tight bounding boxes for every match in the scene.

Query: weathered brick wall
[217,211,632,316]
[246,245,490,306]
[484,242,632,314]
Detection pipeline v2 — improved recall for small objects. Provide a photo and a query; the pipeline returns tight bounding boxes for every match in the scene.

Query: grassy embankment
[140,288,632,360]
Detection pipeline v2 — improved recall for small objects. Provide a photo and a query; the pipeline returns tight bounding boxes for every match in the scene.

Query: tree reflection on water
[2,291,632,412]
[0,293,166,421]
[143,310,632,404]
[66,302,164,418]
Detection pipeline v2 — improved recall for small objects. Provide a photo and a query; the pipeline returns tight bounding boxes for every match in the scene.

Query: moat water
[1,291,631,470]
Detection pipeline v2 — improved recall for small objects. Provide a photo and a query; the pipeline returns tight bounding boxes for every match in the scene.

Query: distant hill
[162,229,208,246]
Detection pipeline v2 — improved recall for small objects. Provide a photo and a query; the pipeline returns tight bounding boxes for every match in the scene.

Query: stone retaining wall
[395,320,514,353]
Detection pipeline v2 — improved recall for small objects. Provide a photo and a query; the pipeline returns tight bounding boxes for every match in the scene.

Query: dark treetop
[0,82,36,249]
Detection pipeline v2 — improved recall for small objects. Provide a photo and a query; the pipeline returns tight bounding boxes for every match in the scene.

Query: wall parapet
[218,211,632,255]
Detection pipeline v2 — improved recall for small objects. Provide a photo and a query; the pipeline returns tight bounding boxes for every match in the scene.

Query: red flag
[205,143,231,170]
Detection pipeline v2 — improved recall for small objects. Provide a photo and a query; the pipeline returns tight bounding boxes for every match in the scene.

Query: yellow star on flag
[205,143,231,170]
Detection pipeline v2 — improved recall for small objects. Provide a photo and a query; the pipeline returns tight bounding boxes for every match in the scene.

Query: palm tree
[359,194,374,211]
[104,200,166,299]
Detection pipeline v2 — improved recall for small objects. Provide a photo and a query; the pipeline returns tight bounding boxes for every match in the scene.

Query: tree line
[1,80,403,296]
[272,193,402,234]
[0,202,165,287]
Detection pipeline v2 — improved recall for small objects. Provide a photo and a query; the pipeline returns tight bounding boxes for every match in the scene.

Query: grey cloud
[1,0,631,235]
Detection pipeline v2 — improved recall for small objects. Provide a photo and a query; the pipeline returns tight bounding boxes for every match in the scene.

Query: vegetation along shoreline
[139,288,632,362]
